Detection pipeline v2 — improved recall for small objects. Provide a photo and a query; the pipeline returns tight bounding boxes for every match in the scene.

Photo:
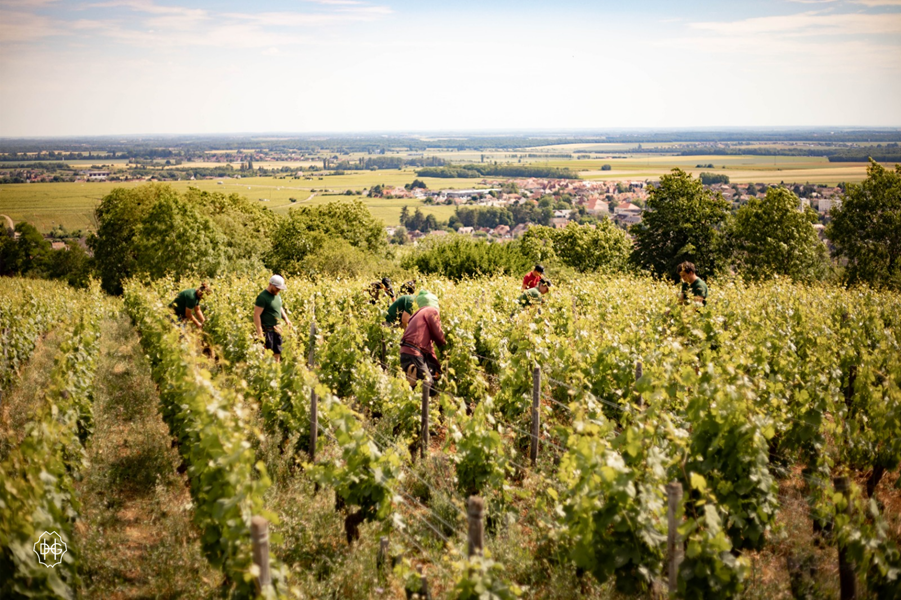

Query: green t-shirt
[386,295,415,324]
[681,278,708,305]
[172,289,199,318]
[518,287,543,307]
[255,289,283,328]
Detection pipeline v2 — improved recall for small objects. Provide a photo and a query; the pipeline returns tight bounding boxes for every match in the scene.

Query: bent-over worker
[400,291,445,394]
[171,283,209,329]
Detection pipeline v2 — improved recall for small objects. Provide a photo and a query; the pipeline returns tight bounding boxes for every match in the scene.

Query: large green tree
[726,187,830,282]
[520,221,632,273]
[0,222,52,277]
[826,161,901,290]
[630,169,730,280]
[265,199,387,276]
[89,184,274,294]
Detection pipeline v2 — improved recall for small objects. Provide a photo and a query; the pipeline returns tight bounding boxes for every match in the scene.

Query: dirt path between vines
[75,311,219,599]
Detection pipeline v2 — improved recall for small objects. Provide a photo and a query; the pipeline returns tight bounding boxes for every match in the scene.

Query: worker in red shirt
[521,264,545,290]
[400,291,446,395]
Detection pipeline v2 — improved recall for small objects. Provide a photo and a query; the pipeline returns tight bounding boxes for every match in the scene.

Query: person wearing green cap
[518,278,551,309]
[384,280,417,328]
[400,290,445,393]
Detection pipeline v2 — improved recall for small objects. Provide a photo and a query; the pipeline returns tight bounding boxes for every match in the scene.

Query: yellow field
[0,154,891,232]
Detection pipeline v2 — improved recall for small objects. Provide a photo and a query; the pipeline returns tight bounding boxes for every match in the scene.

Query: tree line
[416,164,579,179]
[1,161,899,291]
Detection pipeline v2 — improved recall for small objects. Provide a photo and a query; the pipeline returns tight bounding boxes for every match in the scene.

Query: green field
[0,170,477,232]
[0,155,889,233]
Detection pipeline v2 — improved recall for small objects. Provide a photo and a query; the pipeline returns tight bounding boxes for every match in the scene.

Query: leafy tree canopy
[826,160,901,290]
[521,221,632,273]
[630,169,730,280]
[726,187,830,282]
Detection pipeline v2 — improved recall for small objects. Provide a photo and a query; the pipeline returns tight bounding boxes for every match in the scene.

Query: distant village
[379,178,843,242]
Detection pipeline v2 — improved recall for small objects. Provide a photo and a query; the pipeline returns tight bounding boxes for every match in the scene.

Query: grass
[0,172,480,232]
[75,312,220,599]
[0,330,64,454]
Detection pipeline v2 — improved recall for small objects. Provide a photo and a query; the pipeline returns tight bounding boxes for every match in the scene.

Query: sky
[0,0,900,136]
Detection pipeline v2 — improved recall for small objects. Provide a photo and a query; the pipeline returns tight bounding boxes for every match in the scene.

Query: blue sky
[1,0,899,136]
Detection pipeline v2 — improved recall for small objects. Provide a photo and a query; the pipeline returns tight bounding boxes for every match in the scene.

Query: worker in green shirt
[170,283,209,329]
[518,279,551,309]
[254,274,292,362]
[384,280,417,328]
[678,261,708,306]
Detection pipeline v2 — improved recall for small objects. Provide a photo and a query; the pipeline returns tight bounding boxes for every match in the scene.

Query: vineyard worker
[368,277,396,305]
[678,262,708,306]
[171,283,209,329]
[400,291,446,394]
[384,280,417,328]
[518,278,551,308]
[254,274,293,362]
[521,264,545,290]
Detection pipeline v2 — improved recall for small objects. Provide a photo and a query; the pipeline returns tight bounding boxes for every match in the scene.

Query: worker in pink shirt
[400,291,446,395]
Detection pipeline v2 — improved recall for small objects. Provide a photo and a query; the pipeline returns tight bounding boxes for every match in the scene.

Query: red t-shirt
[523,271,542,290]
[400,306,446,360]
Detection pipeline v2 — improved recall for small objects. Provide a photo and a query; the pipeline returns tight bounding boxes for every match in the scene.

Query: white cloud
[0,10,59,42]
[852,0,901,6]
[689,10,901,36]
[262,47,279,55]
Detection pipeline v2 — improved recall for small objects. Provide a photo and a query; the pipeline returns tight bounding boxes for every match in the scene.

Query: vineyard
[2,273,901,599]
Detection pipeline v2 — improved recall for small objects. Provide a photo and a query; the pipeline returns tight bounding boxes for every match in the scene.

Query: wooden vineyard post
[834,476,859,600]
[250,516,272,589]
[417,567,432,600]
[531,366,541,466]
[377,536,389,573]
[467,496,485,557]
[666,481,684,596]
[310,389,318,462]
[635,361,644,408]
[308,319,319,463]
[421,380,430,459]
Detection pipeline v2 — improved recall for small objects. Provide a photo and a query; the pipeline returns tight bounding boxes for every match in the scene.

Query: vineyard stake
[467,496,485,557]
[250,516,272,589]
[531,366,540,466]
[666,481,684,596]
[379,338,387,372]
[833,476,859,600]
[377,536,389,572]
[310,389,318,462]
[419,569,432,600]
[421,380,430,459]
[635,361,644,409]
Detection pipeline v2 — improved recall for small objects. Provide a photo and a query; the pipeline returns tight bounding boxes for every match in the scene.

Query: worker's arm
[281,306,292,328]
[185,307,202,329]
[254,306,264,337]
[426,311,447,348]
[193,306,205,326]
[401,311,411,329]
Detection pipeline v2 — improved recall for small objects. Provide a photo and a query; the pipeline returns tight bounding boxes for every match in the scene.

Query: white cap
[269,274,287,290]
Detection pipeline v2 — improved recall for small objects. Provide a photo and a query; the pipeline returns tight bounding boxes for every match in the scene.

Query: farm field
[0,171,478,232]
[2,273,899,599]
[0,155,891,232]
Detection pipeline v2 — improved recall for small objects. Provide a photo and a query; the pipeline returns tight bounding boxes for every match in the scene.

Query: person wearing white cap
[254,274,292,362]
